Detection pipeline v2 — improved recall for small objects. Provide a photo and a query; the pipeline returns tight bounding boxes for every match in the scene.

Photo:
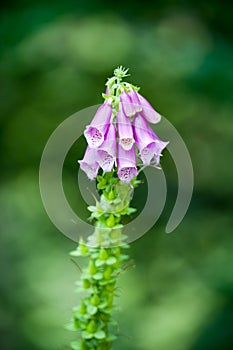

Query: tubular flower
[128,88,142,113]
[117,107,135,151]
[133,113,169,166]
[117,144,138,183]
[97,123,116,172]
[84,100,112,148]
[152,137,169,167]
[137,92,161,124]
[120,89,135,117]
[78,147,100,180]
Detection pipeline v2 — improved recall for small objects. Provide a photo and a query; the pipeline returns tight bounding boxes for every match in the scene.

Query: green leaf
[90,212,103,219]
[106,214,115,228]
[83,279,91,289]
[98,301,108,309]
[103,267,112,280]
[112,224,123,229]
[106,76,116,88]
[127,207,137,214]
[99,278,115,286]
[94,330,106,340]
[106,257,117,265]
[91,294,100,306]
[82,331,94,339]
[69,250,82,257]
[95,259,105,267]
[87,305,98,315]
[93,272,103,280]
[89,261,97,275]
[99,248,109,260]
[97,175,104,182]
[97,182,106,190]
[101,307,112,314]
[87,205,96,212]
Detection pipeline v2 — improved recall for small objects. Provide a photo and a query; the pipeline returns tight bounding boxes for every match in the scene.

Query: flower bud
[87,320,97,333]
[91,294,100,306]
[106,214,115,228]
[89,261,97,275]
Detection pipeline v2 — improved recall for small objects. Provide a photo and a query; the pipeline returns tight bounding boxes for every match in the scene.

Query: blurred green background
[1,1,233,349]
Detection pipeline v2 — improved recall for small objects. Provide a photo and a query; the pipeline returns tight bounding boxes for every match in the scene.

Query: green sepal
[99,248,108,260]
[87,205,97,212]
[98,301,108,309]
[82,330,94,339]
[95,259,105,267]
[91,294,100,306]
[93,272,103,280]
[87,320,97,333]
[87,304,98,315]
[97,182,107,190]
[94,330,106,340]
[106,257,117,265]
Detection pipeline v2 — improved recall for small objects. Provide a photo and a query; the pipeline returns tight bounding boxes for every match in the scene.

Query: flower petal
[152,140,169,166]
[117,107,135,150]
[133,113,168,165]
[97,123,116,172]
[133,114,156,165]
[84,101,112,148]
[120,90,135,117]
[138,93,161,124]
[117,144,138,183]
[78,147,99,180]
[128,89,142,113]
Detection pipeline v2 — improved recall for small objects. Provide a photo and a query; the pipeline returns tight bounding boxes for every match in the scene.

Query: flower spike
[80,67,168,182]
[73,67,170,350]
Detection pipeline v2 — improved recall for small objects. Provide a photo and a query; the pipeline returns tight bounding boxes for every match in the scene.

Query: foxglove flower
[97,123,116,172]
[78,147,99,180]
[133,113,168,165]
[117,144,138,183]
[120,89,135,117]
[128,88,142,113]
[137,92,161,124]
[84,100,112,148]
[117,107,135,151]
[152,135,169,167]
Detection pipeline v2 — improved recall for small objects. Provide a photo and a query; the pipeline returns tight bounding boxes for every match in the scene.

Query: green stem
[68,172,138,350]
